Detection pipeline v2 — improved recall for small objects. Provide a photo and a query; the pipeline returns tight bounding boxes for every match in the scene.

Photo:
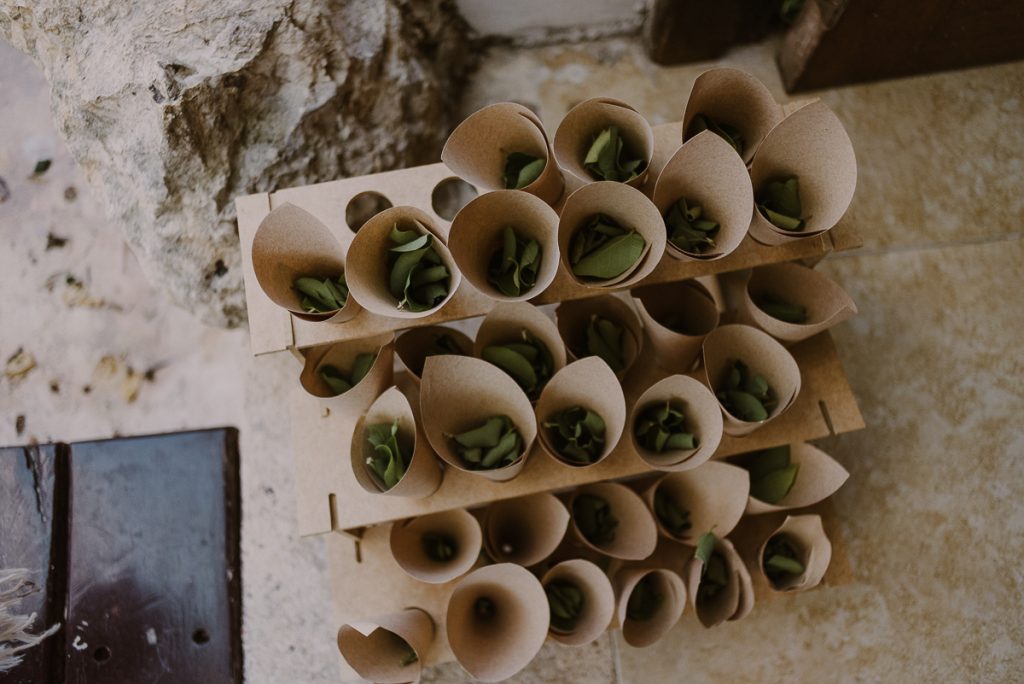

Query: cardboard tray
[235,120,862,356]
[292,330,864,538]
[326,496,856,676]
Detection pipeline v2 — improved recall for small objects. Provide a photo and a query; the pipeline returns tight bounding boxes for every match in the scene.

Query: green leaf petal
[695,531,716,567]
[751,463,799,504]
[571,231,645,280]
[482,345,538,393]
[453,416,507,448]
[350,353,376,386]
[766,553,805,575]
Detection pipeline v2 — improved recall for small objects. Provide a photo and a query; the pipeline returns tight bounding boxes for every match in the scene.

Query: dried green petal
[422,533,457,562]
[319,365,352,395]
[634,400,698,453]
[543,405,606,464]
[654,489,691,537]
[625,575,663,621]
[451,416,522,470]
[689,114,744,156]
[757,177,806,231]
[750,463,799,504]
[504,152,546,189]
[755,292,808,323]
[584,126,646,182]
[573,494,618,545]
[387,225,450,311]
[487,226,544,297]
[546,580,584,633]
[365,419,408,491]
[481,331,553,399]
[763,535,805,582]
[664,197,720,254]
[571,229,646,280]
[585,315,626,372]
[695,531,716,568]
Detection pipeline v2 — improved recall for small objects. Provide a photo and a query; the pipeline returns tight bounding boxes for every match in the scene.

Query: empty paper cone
[390,509,483,584]
[394,325,473,385]
[251,203,361,323]
[739,262,858,344]
[758,514,832,592]
[441,102,563,204]
[420,355,537,482]
[740,442,849,514]
[629,375,723,472]
[446,563,550,682]
[652,131,754,261]
[337,607,434,684]
[483,492,569,566]
[554,97,655,188]
[632,280,719,372]
[681,67,783,164]
[748,100,857,245]
[555,295,644,379]
[686,536,754,628]
[448,190,561,302]
[558,182,666,288]
[643,462,748,544]
[569,482,658,561]
[535,357,626,468]
[541,559,616,646]
[299,332,395,418]
[614,567,687,648]
[346,205,462,318]
[702,324,802,436]
[351,386,442,498]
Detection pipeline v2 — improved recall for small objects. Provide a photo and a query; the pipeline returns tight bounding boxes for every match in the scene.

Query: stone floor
[2,35,1023,684]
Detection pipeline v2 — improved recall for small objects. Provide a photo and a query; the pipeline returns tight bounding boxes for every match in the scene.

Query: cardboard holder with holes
[234,70,865,679]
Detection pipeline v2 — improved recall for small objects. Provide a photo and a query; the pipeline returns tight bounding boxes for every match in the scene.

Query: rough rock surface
[1,0,476,327]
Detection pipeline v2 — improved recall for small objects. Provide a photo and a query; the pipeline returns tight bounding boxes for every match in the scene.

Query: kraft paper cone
[758,514,832,592]
[569,482,658,561]
[448,190,561,302]
[541,559,616,646]
[351,386,442,498]
[558,182,666,289]
[652,131,754,261]
[739,262,858,344]
[441,102,564,205]
[632,280,719,372]
[748,100,857,245]
[394,325,473,385]
[554,97,655,188]
[337,607,434,684]
[420,355,537,482]
[535,357,626,468]
[614,567,687,648]
[251,203,361,323]
[390,509,483,584]
[629,375,723,472]
[642,462,749,543]
[686,536,754,628]
[681,67,783,164]
[299,332,395,418]
[483,493,569,566]
[702,324,801,436]
[446,563,550,682]
[346,205,462,318]
[474,302,568,399]
[742,442,850,514]
[555,295,644,380]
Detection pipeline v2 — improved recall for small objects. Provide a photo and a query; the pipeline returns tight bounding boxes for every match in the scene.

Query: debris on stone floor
[45,233,69,250]
[5,348,37,383]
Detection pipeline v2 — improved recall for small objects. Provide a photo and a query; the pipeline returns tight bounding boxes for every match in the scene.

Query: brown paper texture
[419,355,538,482]
[389,509,483,584]
[299,332,395,418]
[652,131,754,262]
[541,559,616,646]
[613,567,687,648]
[643,462,749,543]
[394,325,473,385]
[739,262,858,344]
[629,374,723,471]
[557,181,667,289]
[446,563,550,682]
[553,97,655,188]
[448,189,562,302]
[337,607,434,684]
[568,482,658,560]
[351,386,443,498]
[681,67,783,164]
[757,513,832,592]
[748,100,858,245]
[631,279,720,372]
[555,295,644,380]
[535,357,626,468]
[345,205,463,318]
[441,102,564,205]
[685,535,754,628]
[473,301,568,374]
[744,442,850,514]
[483,492,570,566]
[702,324,802,436]
[251,202,362,323]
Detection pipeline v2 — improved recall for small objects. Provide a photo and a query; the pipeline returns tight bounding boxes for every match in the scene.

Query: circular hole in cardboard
[93,646,111,663]
[192,628,210,645]
[345,191,393,233]
[431,177,477,221]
